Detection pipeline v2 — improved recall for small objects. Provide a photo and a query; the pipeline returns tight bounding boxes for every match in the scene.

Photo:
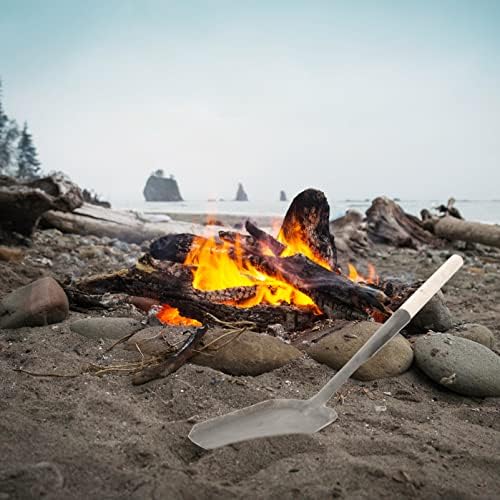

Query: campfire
[76,189,414,332]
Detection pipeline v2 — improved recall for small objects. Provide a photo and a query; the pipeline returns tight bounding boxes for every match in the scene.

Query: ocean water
[114,198,500,225]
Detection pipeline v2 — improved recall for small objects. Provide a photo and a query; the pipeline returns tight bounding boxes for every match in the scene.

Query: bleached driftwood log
[42,203,224,244]
[430,216,500,249]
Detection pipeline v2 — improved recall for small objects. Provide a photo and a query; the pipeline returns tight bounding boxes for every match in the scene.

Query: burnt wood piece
[150,233,196,262]
[74,260,317,331]
[145,229,388,318]
[0,173,83,241]
[279,189,337,269]
[365,197,437,249]
[132,326,207,385]
[245,220,286,256]
[247,253,390,319]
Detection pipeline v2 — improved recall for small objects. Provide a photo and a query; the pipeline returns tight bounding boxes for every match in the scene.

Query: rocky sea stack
[235,182,248,201]
[143,170,183,202]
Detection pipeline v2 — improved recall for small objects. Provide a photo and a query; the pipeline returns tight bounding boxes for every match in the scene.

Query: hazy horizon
[1,0,499,204]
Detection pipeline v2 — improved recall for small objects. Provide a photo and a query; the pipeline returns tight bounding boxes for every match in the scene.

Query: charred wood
[279,189,337,269]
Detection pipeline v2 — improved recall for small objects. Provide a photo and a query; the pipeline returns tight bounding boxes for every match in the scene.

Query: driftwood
[365,197,437,249]
[279,189,337,269]
[73,257,317,330]
[429,216,500,249]
[329,210,370,261]
[42,203,224,244]
[0,173,83,241]
[75,189,397,329]
[132,326,207,385]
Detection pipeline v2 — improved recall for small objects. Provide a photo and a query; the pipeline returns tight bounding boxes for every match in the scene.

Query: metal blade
[189,399,338,449]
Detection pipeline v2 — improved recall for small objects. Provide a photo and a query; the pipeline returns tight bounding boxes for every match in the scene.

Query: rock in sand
[192,329,302,376]
[414,333,500,397]
[0,277,69,329]
[407,292,454,333]
[70,317,143,340]
[448,323,495,349]
[307,321,414,381]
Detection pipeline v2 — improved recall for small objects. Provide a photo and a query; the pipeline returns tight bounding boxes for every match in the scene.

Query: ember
[156,304,202,327]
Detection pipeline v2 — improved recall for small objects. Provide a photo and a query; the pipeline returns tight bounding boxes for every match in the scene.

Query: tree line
[0,78,41,179]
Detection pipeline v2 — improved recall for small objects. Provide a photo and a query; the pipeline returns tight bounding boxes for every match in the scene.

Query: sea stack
[235,183,248,201]
[280,190,287,202]
[143,170,183,202]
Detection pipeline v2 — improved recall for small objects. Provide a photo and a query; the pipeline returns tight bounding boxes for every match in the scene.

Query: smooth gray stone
[70,317,143,340]
[414,333,500,397]
[407,292,454,333]
[307,321,414,381]
[448,323,495,349]
[192,329,302,376]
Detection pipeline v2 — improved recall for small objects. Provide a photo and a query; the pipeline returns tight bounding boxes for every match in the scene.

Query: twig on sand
[132,326,207,385]
[13,368,80,378]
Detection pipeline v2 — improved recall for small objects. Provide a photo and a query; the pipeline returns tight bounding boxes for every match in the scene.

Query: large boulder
[307,321,414,381]
[143,174,183,202]
[0,277,69,329]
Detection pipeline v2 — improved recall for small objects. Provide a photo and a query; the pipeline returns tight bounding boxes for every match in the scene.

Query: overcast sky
[1,0,499,203]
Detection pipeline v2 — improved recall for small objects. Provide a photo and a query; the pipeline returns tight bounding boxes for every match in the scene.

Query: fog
[1,0,499,204]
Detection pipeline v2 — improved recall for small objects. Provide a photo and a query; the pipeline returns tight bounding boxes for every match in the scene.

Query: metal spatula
[189,255,463,450]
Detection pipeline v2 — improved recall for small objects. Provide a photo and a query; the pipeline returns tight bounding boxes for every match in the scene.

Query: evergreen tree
[0,79,20,175]
[17,122,41,179]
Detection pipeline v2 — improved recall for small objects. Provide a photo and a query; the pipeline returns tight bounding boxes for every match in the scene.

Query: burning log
[365,197,437,249]
[74,189,403,331]
[73,257,317,330]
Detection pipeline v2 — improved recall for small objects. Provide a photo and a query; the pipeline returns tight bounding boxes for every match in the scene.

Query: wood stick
[132,326,207,384]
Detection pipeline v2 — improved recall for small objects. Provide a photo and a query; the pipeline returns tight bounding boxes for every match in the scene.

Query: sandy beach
[1,225,499,499]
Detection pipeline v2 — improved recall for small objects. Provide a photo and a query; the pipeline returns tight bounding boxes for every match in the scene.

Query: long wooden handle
[310,255,463,407]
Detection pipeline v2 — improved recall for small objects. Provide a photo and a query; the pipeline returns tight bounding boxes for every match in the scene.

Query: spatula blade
[189,399,338,449]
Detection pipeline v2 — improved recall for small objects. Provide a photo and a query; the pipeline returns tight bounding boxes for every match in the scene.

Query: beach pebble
[192,329,302,376]
[70,317,143,340]
[0,277,69,329]
[447,323,495,349]
[414,333,500,397]
[407,292,454,333]
[307,321,414,381]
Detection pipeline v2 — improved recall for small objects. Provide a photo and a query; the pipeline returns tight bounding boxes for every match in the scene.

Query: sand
[1,230,499,499]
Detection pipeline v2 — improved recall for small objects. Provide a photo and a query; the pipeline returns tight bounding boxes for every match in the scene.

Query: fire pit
[71,188,423,382]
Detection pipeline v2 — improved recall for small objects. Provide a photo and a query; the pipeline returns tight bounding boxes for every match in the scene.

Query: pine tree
[0,79,20,175]
[17,122,41,179]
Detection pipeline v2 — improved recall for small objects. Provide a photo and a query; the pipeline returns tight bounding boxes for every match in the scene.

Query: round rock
[448,323,495,349]
[0,277,69,329]
[70,317,143,340]
[414,333,500,397]
[406,292,453,333]
[307,321,414,381]
[192,329,302,376]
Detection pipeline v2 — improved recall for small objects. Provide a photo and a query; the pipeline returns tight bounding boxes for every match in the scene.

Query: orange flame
[347,263,379,285]
[156,304,202,327]
[171,220,380,318]
[184,234,320,312]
